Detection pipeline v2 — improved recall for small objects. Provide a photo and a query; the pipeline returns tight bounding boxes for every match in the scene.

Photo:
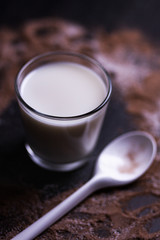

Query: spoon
[12,131,157,240]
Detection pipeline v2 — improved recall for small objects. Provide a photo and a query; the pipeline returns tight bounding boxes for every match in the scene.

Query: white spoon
[12,131,157,240]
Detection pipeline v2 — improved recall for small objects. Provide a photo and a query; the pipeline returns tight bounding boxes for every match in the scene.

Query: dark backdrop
[0,0,160,41]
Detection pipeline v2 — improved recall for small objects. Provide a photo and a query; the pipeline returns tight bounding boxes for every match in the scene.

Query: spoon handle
[11,176,100,240]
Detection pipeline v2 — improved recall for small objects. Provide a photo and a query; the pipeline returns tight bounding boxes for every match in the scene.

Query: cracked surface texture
[0,18,160,239]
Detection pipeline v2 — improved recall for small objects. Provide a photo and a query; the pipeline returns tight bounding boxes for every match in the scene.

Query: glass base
[25,144,88,172]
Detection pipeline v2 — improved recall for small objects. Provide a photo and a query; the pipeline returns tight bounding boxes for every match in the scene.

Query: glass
[15,52,112,171]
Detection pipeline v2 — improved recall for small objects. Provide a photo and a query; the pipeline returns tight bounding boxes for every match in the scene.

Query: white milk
[20,62,106,117]
[19,61,109,170]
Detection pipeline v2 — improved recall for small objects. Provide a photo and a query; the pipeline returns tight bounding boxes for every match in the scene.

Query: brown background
[0,1,160,239]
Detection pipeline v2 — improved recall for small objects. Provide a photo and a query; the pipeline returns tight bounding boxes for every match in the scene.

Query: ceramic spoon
[12,131,157,240]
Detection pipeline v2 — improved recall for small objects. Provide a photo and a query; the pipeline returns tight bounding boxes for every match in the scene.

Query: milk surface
[20,62,106,117]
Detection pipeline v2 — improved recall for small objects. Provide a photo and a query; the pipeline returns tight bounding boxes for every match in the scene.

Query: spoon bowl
[12,131,157,240]
[95,131,157,184]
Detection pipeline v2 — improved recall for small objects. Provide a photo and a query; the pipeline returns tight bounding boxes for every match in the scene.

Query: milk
[20,62,106,117]
[17,56,111,171]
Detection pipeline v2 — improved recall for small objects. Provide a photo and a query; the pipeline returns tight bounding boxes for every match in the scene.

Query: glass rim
[15,51,112,120]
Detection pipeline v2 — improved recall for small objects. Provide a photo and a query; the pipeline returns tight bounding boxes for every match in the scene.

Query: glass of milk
[15,52,112,171]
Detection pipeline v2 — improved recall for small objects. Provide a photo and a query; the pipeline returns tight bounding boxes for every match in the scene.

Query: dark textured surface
[0,18,160,239]
[1,0,160,41]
